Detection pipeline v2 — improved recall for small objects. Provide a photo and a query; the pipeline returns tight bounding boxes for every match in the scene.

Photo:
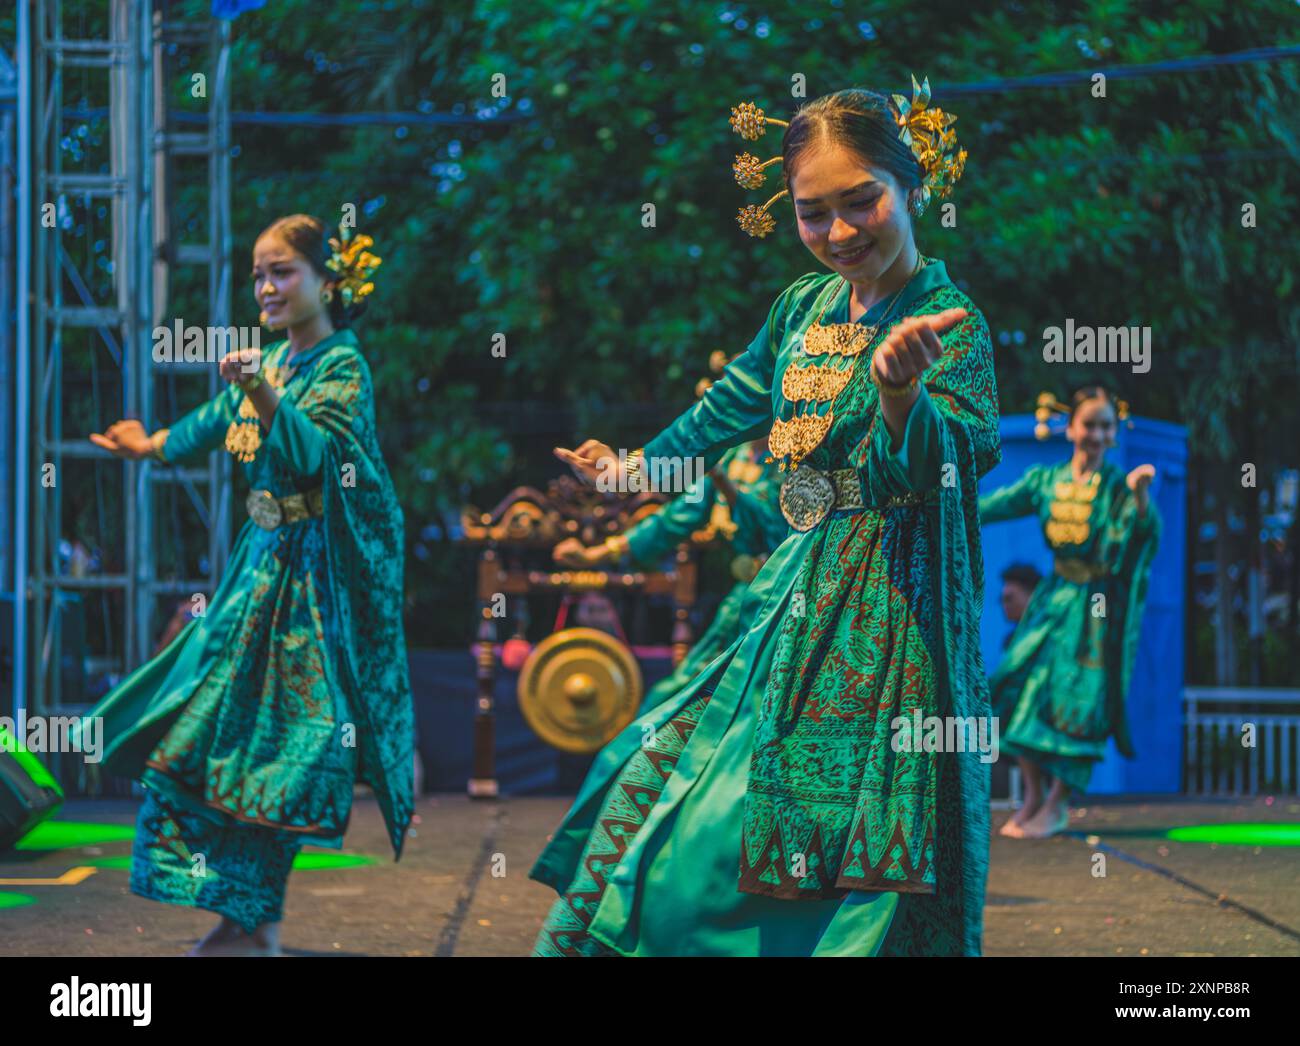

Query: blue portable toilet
[977,414,1187,795]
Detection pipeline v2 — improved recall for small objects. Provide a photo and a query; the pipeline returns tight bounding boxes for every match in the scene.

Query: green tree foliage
[9,1,1296,659]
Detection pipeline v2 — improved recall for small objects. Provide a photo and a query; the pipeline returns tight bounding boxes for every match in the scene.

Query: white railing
[1184,687,1300,796]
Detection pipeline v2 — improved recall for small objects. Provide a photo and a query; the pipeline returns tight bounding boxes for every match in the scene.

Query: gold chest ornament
[770,263,922,531]
[1046,470,1099,547]
[224,362,297,463]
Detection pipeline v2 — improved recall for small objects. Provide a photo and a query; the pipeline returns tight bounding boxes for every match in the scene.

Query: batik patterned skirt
[131,785,301,932]
[530,552,902,956]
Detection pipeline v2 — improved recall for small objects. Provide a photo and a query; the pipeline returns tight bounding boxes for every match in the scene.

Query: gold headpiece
[326,223,382,308]
[891,75,967,215]
[1035,390,1133,440]
[1034,391,1069,441]
[729,76,966,237]
[729,102,790,237]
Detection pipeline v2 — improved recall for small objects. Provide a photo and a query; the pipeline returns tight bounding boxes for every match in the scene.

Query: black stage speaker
[0,724,65,852]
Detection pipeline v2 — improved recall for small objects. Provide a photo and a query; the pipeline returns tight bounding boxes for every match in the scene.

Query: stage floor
[1,795,1296,956]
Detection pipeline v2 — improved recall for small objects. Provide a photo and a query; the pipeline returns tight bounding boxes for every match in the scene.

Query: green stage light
[15,821,136,850]
[0,892,37,909]
[1166,824,1300,846]
[13,820,380,869]
[81,856,134,870]
[292,852,379,870]
[82,852,377,871]
[72,847,377,867]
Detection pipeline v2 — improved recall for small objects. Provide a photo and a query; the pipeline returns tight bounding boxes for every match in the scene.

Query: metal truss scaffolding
[15,1,232,776]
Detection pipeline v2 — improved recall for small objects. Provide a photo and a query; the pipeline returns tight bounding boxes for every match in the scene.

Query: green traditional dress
[531,259,1000,956]
[74,328,413,932]
[623,440,787,713]
[980,460,1161,792]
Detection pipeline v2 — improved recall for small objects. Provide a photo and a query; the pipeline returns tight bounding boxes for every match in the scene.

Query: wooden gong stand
[457,474,712,798]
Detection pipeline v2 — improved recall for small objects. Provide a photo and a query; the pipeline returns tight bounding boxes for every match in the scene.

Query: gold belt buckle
[246,490,283,530]
[779,465,835,531]
[247,487,324,529]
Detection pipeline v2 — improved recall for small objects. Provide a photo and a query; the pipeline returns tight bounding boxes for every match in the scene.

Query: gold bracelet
[871,367,919,399]
[149,428,171,464]
[238,370,265,393]
[624,447,644,482]
[603,535,628,561]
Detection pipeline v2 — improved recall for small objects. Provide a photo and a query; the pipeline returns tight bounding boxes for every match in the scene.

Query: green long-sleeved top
[78,329,414,858]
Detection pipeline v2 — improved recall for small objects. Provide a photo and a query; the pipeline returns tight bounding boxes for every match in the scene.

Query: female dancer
[980,387,1160,838]
[83,214,413,955]
[553,437,785,713]
[533,80,1000,956]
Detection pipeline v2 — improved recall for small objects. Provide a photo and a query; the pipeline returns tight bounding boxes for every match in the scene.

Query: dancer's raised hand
[219,346,263,386]
[554,440,621,487]
[89,419,152,460]
[871,307,968,389]
[1126,464,1155,493]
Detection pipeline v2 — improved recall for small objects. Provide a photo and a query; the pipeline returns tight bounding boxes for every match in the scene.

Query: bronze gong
[517,627,644,754]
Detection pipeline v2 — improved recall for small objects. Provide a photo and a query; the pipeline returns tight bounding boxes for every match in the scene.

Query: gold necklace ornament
[772,257,926,530]
[1046,468,1100,547]
[770,255,924,474]
[224,362,296,463]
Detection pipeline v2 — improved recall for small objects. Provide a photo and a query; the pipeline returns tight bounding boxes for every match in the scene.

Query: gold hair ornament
[696,348,743,398]
[729,102,790,237]
[326,223,382,308]
[891,75,967,216]
[1034,391,1069,441]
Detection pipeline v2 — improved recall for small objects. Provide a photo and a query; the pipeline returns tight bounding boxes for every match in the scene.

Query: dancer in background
[553,433,785,714]
[997,562,1042,649]
[980,387,1160,839]
[82,215,412,955]
[533,79,999,956]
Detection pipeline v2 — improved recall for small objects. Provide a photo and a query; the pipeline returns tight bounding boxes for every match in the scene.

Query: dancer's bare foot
[1019,800,1070,839]
[1000,790,1043,836]
[998,817,1026,838]
[188,917,282,956]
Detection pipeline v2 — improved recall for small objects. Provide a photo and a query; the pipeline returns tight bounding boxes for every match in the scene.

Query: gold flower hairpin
[891,75,967,215]
[326,223,382,307]
[695,348,743,398]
